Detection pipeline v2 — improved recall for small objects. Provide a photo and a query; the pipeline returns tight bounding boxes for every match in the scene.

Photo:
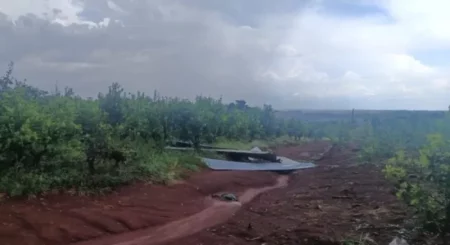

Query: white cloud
[382,0,450,46]
[0,0,449,109]
[0,0,108,27]
[107,1,126,14]
[267,0,450,109]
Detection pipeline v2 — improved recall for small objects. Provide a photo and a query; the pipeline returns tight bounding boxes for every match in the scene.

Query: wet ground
[0,141,407,245]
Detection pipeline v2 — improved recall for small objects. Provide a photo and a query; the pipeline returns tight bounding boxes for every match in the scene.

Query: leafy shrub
[384,134,450,244]
[0,65,309,196]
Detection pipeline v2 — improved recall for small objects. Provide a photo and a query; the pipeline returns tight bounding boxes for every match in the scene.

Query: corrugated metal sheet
[202,157,315,171]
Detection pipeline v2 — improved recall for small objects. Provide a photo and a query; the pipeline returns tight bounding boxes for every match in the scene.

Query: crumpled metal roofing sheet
[202,156,315,171]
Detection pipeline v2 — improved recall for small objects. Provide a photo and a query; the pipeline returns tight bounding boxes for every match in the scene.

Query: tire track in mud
[73,175,289,245]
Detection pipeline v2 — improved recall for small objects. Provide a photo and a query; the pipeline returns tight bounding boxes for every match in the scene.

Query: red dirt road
[74,176,289,245]
[0,141,407,245]
[0,171,278,245]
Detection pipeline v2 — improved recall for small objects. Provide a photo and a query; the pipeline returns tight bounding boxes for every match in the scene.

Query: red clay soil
[0,171,278,245]
[74,176,289,245]
[0,141,408,245]
[164,144,408,245]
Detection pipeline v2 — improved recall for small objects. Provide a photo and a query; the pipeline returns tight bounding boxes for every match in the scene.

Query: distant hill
[275,109,447,122]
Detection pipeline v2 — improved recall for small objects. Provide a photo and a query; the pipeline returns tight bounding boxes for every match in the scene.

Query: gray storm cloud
[0,0,449,110]
[0,0,301,106]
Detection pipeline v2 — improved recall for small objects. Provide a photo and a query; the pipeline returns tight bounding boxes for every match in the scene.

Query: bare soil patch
[164,143,407,245]
[0,170,277,245]
[0,141,407,245]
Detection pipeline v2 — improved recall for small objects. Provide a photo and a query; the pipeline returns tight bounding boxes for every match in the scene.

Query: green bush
[0,65,309,196]
[384,134,450,244]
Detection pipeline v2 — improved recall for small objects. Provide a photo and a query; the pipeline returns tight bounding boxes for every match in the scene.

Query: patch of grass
[132,147,205,183]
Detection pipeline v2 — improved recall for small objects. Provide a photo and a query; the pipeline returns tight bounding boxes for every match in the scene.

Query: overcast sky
[0,0,449,110]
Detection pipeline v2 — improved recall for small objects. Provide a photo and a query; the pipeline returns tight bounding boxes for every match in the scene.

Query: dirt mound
[0,171,277,245]
[164,145,408,245]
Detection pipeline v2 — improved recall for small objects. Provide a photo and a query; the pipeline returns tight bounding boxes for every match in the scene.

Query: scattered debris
[212,193,239,202]
[167,142,316,172]
[250,147,263,153]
